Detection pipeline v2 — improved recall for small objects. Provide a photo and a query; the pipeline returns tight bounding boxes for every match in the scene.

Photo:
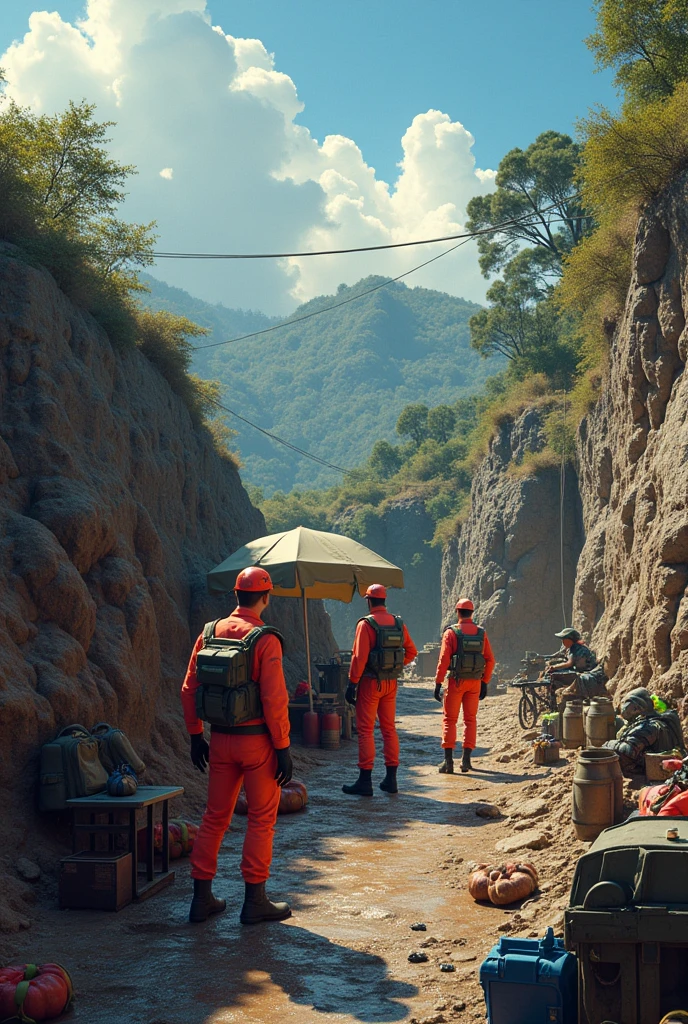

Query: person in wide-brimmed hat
[545,627,608,709]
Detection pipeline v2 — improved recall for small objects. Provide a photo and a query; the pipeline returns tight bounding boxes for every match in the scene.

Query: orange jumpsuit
[434,619,495,751]
[349,608,417,770]
[180,608,290,884]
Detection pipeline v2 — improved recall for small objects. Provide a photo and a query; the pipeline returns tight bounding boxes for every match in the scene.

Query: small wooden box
[645,752,675,781]
[60,851,132,911]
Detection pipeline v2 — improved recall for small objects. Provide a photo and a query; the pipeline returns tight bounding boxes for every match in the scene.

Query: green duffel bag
[38,724,108,811]
[91,722,146,775]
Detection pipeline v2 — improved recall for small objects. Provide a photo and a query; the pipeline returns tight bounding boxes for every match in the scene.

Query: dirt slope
[0,251,335,932]
[574,175,688,706]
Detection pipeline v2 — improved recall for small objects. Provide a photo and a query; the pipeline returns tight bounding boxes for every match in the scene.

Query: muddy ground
[4,683,622,1024]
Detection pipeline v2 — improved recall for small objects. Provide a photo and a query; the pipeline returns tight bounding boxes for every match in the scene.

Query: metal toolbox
[479,927,577,1024]
[565,815,688,1024]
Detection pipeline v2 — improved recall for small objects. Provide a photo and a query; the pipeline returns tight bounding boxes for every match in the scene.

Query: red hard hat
[234,566,273,592]
[365,584,387,600]
[455,597,474,611]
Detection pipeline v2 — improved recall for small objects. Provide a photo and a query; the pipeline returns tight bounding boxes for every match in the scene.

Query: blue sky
[0,2,618,312]
[2,1,618,181]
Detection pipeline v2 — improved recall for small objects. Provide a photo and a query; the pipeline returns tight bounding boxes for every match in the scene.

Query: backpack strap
[57,724,92,739]
[360,615,382,642]
[394,616,403,632]
[243,625,285,652]
[202,619,222,646]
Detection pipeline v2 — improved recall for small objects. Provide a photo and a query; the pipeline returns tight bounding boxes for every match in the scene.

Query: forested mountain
[141,274,496,492]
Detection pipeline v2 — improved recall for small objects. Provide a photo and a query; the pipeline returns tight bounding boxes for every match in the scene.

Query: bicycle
[508,651,561,729]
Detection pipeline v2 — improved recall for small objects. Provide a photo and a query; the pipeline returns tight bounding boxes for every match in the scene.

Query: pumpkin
[0,963,73,1023]
[468,862,538,906]
[234,779,308,816]
[467,864,492,902]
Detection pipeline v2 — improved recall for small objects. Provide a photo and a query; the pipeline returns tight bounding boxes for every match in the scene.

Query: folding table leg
[129,808,138,898]
[162,799,170,873]
[146,805,154,882]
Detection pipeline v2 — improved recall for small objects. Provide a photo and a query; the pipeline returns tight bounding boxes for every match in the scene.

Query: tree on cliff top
[465,131,592,280]
[588,0,688,106]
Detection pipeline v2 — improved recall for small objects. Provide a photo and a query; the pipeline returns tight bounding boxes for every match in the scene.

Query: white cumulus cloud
[1,0,495,313]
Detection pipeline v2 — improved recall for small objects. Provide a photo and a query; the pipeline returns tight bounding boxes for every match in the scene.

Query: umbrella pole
[302,590,314,713]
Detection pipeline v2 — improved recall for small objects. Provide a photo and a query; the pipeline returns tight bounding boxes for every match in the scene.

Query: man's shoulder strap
[202,619,222,646]
[360,614,380,635]
[246,625,285,651]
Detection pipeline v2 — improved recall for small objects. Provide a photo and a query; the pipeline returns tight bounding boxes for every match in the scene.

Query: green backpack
[448,626,486,680]
[39,724,109,811]
[362,615,406,681]
[195,619,284,727]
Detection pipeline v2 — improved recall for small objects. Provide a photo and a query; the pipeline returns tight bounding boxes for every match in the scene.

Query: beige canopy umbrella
[207,526,404,711]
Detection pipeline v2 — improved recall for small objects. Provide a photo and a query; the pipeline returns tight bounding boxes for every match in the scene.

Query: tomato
[0,963,73,1022]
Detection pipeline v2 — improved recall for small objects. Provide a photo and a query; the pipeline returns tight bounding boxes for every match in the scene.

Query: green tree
[368,439,402,479]
[466,131,591,279]
[396,403,429,446]
[587,0,688,106]
[427,404,457,443]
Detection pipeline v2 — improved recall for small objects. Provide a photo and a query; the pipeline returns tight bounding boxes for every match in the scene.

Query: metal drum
[563,702,586,749]
[584,697,616,747]
[571,748,623,841]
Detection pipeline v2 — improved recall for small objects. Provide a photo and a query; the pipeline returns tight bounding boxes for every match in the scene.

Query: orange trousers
[442,678,481,750]
[190,731,279,884]
[355,677,399,770]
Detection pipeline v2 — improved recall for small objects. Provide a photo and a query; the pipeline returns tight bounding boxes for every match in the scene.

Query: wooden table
[67,786,184,901]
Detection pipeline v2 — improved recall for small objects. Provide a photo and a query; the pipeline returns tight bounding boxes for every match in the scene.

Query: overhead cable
[206,396,348,473]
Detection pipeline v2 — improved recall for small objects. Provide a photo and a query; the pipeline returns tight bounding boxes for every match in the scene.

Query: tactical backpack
[650,709,686,754]
[195,619,284,727]
[91,722,146,776]
[447,626,486,680]
[38,725,109,811]
[362,615,405,681]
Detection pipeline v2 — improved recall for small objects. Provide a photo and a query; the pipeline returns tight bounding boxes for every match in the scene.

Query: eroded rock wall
[574,178,688,705]
[0,253,335,931]
[326,497,442,649]
[441,408,584,677]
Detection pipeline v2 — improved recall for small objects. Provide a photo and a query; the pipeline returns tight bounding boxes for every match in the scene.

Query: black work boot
[460,747,473,773]
[438,748,454,774]
[189,878,226,923]
[380,766,398,793]
[240,881,291,925]
[342,769,373,796]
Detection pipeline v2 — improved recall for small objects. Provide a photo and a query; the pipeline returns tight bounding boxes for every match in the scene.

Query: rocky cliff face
[326,497,442,650]
[574,177,688,705]
[441,408,584,677]
[0,253,335,932]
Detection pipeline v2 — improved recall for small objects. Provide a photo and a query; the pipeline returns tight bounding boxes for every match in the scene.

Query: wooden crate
[60,851,132,911]
[645,752,675,781]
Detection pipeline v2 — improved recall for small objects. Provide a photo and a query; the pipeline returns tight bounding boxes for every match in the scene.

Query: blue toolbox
[480,927,578,1024]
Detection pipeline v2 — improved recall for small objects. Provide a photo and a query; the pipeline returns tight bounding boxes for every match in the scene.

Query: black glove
[190,733,209,773]
[274,746,293,787]
[479,682,488,701]
[434,683,443,703]
[345,683,358,707]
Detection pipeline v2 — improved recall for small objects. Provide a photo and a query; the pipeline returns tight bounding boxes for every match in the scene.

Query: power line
[147,193,587,259]
[207,397,348,473]
[193,232,474,351]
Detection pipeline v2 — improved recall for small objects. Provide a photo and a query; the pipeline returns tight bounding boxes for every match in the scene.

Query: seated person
[604,687,686,776]
[545,628,607,708]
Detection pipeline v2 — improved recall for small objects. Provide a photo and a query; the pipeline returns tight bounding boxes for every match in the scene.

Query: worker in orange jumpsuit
[434,597,495,774]
[342,584,417,796]
[180,566,293,925]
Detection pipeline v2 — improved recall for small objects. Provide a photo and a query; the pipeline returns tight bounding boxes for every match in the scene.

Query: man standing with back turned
[180,567,293,925]
[434,597,495,774]
[342,584,417,796]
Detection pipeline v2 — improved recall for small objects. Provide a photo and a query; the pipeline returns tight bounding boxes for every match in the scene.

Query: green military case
[565,815,688,1024]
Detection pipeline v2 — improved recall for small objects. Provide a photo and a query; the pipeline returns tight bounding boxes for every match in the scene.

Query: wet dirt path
[9,683,583,1024]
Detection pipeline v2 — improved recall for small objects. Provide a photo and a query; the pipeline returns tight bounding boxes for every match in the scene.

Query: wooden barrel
[572,748,624,841]
[563,702,586,749]
[320,711,341,749]
[585,697,616,747]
